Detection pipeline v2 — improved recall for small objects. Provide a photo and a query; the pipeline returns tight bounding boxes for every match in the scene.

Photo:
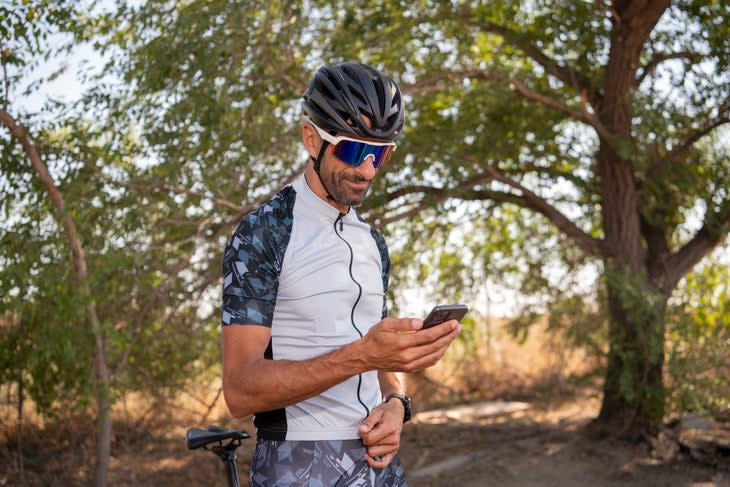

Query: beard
[322,167,372,207]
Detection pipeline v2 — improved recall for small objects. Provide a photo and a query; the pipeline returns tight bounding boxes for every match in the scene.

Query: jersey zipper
[333,212,370,418]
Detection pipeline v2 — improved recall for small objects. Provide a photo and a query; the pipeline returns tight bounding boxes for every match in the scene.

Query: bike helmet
[302,62,404,142]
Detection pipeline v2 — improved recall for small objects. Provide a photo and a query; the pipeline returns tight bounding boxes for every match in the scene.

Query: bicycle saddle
[186,425,251,450]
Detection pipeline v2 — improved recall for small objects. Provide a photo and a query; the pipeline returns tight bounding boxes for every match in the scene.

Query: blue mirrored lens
[332,140,391,168]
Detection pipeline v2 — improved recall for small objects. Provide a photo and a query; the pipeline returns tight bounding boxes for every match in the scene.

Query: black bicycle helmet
[302,62,404,142]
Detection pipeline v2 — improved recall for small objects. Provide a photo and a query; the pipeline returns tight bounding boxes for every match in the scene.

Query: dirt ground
[401,395,729,487]
[2,319,727,486]
[2,389,727,487]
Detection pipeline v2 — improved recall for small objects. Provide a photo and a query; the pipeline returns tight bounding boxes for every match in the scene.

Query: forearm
[223,315,461,418]
[224,340,368,417]
[378,371,405,397]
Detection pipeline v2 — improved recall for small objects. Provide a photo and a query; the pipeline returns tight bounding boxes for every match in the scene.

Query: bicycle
[186,425,251,487]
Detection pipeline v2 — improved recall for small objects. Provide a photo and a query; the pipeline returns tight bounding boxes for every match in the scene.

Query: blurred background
[1,1,728,485]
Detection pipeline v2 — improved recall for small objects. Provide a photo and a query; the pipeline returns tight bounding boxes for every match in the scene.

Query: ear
[301,123,321,158]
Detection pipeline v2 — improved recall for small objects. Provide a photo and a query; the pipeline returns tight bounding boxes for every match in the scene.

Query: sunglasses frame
[308,121,396,168]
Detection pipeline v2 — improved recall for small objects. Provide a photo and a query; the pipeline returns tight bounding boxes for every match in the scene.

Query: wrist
[337,339,370,375]
[383,392,412,423]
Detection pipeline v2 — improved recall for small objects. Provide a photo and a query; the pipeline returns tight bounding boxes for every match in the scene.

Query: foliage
[666,255,730,414]
[1,0,728,435]
[0,2,217,419]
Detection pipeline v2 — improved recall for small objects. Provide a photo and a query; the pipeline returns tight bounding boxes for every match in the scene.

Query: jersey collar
[295,173,357,222]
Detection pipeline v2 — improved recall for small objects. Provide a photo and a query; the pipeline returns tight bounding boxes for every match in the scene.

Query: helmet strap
[312,141,337,202]
[313,140,328,173]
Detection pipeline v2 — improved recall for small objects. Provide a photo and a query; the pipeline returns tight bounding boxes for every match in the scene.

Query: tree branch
[636,50,702,86]
[403,69,497,95]
[644,115,730,184]
[156,164,304,221]
[367,171,497,225]
[507,77,613,142]
[81,157,305,218]
[662,198,730,293]
[370,160,605,258]
[0,110,87,277]
[404,69,613,145]
[1,47,9,111]
[383,171,495,202]
[0,108,113,484]
[470,157,605,257]
[471,19,600,104]
[372,185,526,227]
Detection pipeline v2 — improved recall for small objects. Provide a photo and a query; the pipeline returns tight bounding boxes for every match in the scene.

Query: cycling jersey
[222,173,390,441]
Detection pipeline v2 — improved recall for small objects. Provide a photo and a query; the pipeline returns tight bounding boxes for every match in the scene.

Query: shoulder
[237,186,296,232]
[226,186,297,253]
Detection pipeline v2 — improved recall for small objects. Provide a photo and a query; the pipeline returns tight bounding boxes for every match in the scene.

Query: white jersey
[222,173,390,441]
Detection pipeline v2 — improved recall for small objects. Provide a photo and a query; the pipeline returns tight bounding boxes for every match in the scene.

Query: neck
[304,167,349,213]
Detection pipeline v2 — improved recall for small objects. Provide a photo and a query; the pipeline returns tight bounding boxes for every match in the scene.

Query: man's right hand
[357,317,462,373]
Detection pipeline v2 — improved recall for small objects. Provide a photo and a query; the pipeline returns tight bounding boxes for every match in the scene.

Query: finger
[365,439,398,458]
[365,452,394,469]
[376,317,422,333]
[359,407,384,437]
[425,319,462,336]
[404,326,462,371]
[405,319,461,346]
[405,323,462,359]
[361,425,397,446]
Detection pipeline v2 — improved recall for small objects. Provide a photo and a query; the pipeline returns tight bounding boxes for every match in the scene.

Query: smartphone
[422,304,468,329]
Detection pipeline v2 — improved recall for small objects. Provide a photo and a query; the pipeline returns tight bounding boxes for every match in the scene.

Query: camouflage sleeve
[221,188,295,326]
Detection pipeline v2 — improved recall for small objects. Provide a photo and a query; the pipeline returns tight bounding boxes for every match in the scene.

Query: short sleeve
[221,187,295,326]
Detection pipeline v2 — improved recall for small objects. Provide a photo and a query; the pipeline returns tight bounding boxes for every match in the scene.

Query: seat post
[213,446,241,487]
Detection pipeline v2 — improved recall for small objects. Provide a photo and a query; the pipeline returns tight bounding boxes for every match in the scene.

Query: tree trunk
[17,314,26,424]
[594,269,667,437]
[591,0,670,436]
[0,109,113,487]
[90,297,112,487]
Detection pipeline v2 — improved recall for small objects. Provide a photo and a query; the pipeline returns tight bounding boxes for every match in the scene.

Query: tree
[4,11,719,483]
[103,0,728,436]
[1,3,114,485]
[349,0,730,434]
[1,3,220,486]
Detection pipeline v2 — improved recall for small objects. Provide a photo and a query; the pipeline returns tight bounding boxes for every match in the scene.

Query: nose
[354,155,378,180]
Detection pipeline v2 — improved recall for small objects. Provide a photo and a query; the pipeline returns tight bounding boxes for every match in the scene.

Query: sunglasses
[309,122,396,169]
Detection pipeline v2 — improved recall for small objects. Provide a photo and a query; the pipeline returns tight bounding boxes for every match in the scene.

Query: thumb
[359,408,383,434]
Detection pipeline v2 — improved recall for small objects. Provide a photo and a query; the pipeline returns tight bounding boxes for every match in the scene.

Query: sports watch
[383,392,412,423]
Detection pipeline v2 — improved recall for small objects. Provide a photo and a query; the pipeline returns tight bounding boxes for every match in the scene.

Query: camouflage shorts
[249,438,409,487]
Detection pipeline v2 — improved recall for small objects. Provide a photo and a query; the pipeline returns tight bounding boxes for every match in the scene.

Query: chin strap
[312,141,336,202]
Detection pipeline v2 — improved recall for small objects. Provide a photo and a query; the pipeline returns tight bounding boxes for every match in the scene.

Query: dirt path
[3,394,728,486]
[398,399,729,487]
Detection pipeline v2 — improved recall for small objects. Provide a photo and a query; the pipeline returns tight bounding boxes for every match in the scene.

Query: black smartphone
[422,304,469,329]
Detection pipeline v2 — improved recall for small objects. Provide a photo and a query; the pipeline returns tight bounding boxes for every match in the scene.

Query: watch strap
[383,392,412,423]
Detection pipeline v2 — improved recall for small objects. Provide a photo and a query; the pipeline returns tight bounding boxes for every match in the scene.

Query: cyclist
[221,62,463,486]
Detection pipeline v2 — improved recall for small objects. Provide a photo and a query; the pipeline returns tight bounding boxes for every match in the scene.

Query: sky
[10,0,120,115]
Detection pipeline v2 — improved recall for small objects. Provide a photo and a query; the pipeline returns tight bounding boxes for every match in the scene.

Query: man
[221,62,462,486]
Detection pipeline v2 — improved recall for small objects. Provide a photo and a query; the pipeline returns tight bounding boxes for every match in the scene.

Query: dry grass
[407,316,600,412]
[5,317,721,487]
[0,380,250,487]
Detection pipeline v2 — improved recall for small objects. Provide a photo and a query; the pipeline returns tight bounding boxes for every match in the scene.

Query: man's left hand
[358,398,405,468]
